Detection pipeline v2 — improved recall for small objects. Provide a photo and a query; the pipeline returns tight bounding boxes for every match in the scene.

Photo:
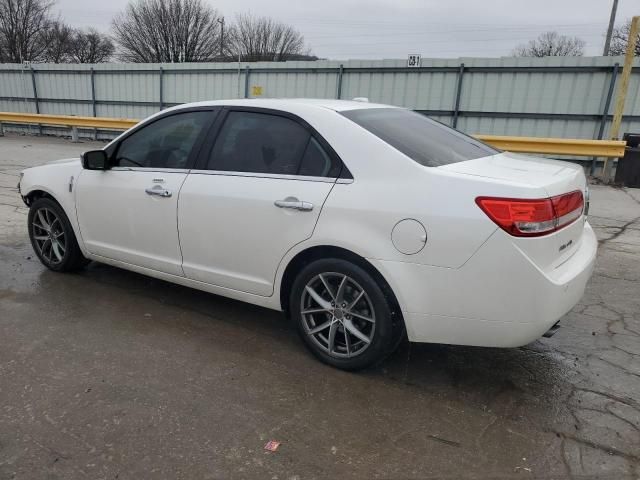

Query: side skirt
[85,253,283,311]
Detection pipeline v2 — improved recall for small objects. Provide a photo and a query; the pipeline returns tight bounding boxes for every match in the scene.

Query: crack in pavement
[598,216,640,245]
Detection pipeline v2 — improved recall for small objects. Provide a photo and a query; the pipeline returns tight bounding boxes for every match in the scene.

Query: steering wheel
[117,156,145,168]
[162,147,189,169]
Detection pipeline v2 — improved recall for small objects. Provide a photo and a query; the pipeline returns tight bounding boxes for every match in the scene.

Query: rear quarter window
[341,108,499,167]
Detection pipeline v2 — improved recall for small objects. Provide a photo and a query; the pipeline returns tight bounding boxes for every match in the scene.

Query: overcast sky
[53,0,637,59]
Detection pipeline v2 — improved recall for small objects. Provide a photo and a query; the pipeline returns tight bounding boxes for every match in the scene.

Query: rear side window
[341,108,498,167]
[207,111,309,175]
[298,137,341,177]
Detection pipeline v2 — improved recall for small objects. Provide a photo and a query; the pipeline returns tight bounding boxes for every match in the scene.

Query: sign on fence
[407,54,421,68]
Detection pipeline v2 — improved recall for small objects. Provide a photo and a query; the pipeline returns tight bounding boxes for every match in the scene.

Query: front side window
[207,111,311,175]
[114,111,210,169]
[341,108,499,167]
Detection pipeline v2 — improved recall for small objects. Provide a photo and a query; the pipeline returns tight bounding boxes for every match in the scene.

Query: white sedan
[19,99,597,370]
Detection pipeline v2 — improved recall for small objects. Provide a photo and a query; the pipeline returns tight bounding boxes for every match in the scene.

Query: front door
[178,109,344,296]
[76,110,213,275]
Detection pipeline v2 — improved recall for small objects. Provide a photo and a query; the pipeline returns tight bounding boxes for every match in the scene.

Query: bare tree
[512,31,585,57]
[40,19,72,63]
[68,28,114,63]
[228,13,308,62]
[0,31,5,61]
[0,0,54,62]
[111,0,222,62]
[608,18,640,56]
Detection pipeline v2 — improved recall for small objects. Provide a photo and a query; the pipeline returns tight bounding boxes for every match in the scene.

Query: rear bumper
[369,221,597,347]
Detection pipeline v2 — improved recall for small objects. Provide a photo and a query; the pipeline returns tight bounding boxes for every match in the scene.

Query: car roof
[168,98,398,113]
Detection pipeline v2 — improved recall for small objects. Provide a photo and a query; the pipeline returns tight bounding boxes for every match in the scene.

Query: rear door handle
[274,198,314,211]
[145,186,172,198]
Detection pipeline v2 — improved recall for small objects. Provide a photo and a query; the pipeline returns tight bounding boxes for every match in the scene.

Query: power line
[310,33,608,49]
[278,17,608,28]
[304,27,607,41]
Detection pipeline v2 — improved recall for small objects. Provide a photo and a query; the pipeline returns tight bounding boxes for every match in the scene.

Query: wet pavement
[0,133,639,479]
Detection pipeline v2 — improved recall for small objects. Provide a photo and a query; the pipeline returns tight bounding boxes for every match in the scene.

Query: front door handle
[145,186,172,198]
[274,197,314,211]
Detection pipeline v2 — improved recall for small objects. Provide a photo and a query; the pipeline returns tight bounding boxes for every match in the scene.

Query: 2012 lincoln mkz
[19,99,597,370]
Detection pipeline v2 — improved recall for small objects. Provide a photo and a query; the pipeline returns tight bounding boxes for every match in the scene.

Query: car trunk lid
[440,152,588,272]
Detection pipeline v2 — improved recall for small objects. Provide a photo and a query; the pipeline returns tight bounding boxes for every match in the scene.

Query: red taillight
[551,191,584,229]
[476,191,584,237]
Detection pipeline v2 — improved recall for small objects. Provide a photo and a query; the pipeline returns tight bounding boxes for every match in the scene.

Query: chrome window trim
[336,178,354,184]
[110,167,191,174]
[107,167,355,183]
[188,169,341,183]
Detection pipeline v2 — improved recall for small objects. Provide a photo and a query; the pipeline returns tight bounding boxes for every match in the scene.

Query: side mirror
[81,150,109,170]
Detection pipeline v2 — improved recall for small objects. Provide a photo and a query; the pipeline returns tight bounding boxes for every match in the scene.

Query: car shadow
[68,262,568,393]
[22,255,576,423]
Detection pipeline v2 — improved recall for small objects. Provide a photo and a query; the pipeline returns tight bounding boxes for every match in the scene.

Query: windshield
[341,108,499,167]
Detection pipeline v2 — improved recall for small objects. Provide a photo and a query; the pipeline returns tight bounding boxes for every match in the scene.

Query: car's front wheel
[28,197,88,272]
[290,258,399,370]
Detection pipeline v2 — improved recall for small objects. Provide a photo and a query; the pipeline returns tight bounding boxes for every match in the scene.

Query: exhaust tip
[543,322,561,338]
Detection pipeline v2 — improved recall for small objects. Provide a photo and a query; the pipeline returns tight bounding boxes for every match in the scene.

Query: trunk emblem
[559,239,573,252]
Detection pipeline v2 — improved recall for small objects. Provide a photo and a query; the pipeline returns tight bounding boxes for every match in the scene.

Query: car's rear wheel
[28,197,88,272]
[290,258,397,370]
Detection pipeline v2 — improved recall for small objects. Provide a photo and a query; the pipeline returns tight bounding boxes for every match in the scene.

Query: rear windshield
[341,108,499,167]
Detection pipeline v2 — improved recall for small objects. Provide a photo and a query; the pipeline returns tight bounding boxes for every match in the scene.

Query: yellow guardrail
[0,112,138,131]
[0,112,628,158]
[474,134,626,158]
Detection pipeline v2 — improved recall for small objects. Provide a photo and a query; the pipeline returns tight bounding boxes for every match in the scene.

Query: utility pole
[602,15,639,181]
[610,16,639,140]
[603,0,619,56]
[218,17,225,59]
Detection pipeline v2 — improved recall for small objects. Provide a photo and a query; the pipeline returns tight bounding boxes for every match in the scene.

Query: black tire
[290,258,398,371]
[28,197,89,272]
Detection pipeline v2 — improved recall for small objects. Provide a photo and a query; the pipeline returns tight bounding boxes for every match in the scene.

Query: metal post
[90,68,97,116]
[237,54,242,97]
[591,63,619,175]
[336,64,344,99]
[71,126,79,143]
[159,67,164,110]
[90,68,97,140]
[30,68,41,135]
[244,65,250,98]
[452,63,465,129]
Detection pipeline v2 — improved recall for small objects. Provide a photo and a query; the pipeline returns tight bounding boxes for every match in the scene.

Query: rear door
[178,108,343,296]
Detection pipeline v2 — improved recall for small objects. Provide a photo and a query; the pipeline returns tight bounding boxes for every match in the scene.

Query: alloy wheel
[300,272,376,358]
[32,207,66,266]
